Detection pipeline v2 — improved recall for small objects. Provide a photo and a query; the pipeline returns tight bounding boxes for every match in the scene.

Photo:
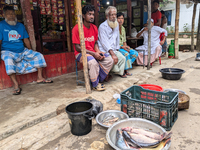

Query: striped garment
[1,48,47,75]
[76,53,113,88]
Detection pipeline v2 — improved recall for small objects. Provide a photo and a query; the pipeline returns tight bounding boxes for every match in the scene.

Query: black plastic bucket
[159,68,185,80]
[65,101,93,136]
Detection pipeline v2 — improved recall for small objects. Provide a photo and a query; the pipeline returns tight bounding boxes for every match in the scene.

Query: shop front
[0,0,80,89]
[0,0,144,90]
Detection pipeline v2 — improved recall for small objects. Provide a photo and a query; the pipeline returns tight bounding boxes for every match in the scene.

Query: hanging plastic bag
[131,28,137,38]
[86,98,103,117]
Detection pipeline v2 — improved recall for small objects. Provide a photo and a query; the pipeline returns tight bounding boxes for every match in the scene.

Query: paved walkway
[167,38,196,45]
[0,51,197,149]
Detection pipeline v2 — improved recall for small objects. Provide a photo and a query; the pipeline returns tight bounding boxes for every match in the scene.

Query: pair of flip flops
[13,88,22,95]
[120,72,132,78]
[92,83,105,91]
[126,72,132,76]
[37,79,53,84]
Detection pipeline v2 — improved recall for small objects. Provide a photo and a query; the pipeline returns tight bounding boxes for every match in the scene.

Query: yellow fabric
[119,26,126,46]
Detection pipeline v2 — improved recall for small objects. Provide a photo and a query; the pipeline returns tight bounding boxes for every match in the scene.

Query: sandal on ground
[37,79,53,84]
[13,88,22,95]
[119,73,127,78]
[125,72,132,76]
[92,83,105,91]
[100,83,105,88]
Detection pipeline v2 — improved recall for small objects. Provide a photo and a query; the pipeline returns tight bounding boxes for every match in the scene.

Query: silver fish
[122,131,161,148]
[116,129,131,149]
[122,127,162,140]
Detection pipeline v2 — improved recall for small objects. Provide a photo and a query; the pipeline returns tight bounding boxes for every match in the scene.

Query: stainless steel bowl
[106,118,171,150]
[164,89,186,94]
[96,110,129,128]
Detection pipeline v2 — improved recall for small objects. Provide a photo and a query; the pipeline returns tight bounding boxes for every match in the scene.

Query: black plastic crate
[121,85,178,131]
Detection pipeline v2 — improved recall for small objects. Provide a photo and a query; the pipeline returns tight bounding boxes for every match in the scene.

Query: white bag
[131,28,137,38]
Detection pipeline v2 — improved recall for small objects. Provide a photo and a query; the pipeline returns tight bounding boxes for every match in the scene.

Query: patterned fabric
[1,48,47,75]
[119,49,138,70]
[76,53,113,88]
[119,26,126,46]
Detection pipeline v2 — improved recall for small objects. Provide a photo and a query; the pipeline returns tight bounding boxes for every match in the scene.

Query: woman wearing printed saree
[117,12,138,77]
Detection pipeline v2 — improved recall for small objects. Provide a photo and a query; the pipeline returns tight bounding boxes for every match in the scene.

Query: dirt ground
[38,57,200,150]
[0,52,199,150]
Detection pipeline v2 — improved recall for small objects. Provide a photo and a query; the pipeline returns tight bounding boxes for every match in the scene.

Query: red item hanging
[53,16,58,23]
[51,0,57,3]
[53,9,57,16]
[57,0,63,8]
[40,7,46,15]
[52,3,57,10]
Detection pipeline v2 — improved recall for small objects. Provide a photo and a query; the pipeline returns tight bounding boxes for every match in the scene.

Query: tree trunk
[64,0,72,52]
[174,0,180,59]
[91,0,99,26]
[75,0,91,94]
[196,6,200,51]
[191,2,197,52]
[127,0,132,36]
[147,0,151,70]
[20,0,36,51]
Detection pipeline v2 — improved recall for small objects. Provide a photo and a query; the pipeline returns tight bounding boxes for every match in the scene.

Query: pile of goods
[0,0,23,22]
[39,0,65,38]
[116,127,172,149]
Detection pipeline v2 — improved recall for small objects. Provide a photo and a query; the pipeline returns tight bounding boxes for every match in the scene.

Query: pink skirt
[136,46,161,66]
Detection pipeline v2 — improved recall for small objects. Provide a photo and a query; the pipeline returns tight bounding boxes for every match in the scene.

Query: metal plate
[96,110,129,128]
[106,118,171,150]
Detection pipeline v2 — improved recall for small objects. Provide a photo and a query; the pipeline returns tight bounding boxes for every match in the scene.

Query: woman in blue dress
[117,12,138,78]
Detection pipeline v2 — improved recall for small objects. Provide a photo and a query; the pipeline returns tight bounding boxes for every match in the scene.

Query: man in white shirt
[136,19,167,66]
[98,6,126,78]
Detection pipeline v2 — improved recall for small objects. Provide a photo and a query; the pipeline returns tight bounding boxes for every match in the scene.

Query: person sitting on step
[72,5,113,91]
[117,12,138,78]
[0,6,53,95]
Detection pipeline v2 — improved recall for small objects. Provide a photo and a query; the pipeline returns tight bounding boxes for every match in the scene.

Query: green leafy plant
[166,27,169,33]
[170,26,174,33]
[159,0,174,9]
[183,23,189,32]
